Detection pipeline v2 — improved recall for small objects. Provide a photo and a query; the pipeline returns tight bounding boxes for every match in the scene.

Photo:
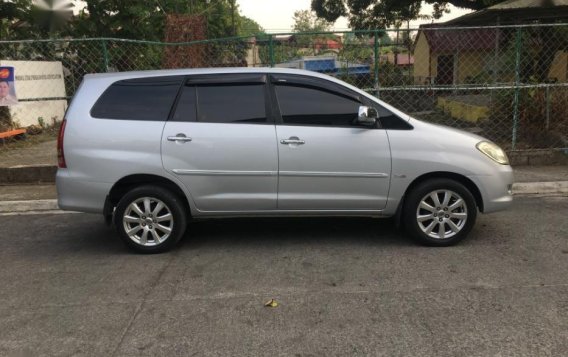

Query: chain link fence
[1,23,567,151]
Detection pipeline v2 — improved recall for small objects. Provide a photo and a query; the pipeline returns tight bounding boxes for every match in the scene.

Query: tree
[31,0,74,35]
[340,33,373,63]
[292,10,335,55]
[73,1,255,68]
[239,16,263,37]
[311,0,502,29]
[0,0,261,89]
[293,9,333,34]
[74,2,160,40]
[0,0,254,41]
[0,0,73,39]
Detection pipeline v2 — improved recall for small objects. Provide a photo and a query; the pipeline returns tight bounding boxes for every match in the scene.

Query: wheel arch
[399,171,484,215]
[104,174,191,224]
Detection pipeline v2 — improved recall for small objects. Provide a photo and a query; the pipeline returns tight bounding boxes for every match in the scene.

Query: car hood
[408,117,489,146]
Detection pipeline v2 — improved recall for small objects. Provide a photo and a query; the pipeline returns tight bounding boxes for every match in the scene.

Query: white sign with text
[0,60,67,127]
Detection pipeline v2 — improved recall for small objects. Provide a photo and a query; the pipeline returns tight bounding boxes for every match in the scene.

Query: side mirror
[357,106,378,126]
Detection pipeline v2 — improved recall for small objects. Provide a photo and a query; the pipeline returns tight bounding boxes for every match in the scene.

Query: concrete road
[0,195,567,356]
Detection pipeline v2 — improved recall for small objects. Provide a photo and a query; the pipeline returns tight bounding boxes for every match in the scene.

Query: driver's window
[275,84,361,127]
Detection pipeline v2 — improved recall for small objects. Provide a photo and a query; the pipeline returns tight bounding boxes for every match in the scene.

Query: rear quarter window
[91,76,183,121]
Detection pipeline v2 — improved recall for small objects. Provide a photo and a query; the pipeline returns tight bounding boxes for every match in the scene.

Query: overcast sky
[237,0,473,32]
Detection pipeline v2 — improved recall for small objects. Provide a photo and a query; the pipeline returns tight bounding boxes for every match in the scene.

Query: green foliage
[293,10,333,34]
[0,107,12,132]
[74,1,164,40]
[258,10,335,65]
[0,1,266,91]
[487,86,566,149]
[291,10,338,57]
[376,61,412,86]
[1,0,72,39]
[311,0,502,29]
[0,0,265,72]
[74,0,243,40]
[379,33,392,46]
[0,0,261,41]
[339,33,373,63]
[258,39,301,66]
[239,16,263,37]
[31,0,74,35]
[0,1,28,39]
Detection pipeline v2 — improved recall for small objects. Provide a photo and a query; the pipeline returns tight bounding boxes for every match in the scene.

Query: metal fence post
[512,27,522,150]
[545,85,551,130]
[373,30,379,98]
[269,35,275,67]
[101,39,110,72]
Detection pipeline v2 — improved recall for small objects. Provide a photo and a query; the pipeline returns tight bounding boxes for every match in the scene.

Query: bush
[0,107,12,132]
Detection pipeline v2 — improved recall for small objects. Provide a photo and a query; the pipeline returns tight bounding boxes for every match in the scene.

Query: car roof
[84,67,332,81]
[80,67,413,122]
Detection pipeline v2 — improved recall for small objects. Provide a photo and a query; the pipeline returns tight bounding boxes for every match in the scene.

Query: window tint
[197,84,266,124]
[171,86,197,122]
[275,85,360,126]
[91,76,182,120]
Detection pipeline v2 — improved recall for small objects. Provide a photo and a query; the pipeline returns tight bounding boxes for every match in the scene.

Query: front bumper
[468,165,514,213]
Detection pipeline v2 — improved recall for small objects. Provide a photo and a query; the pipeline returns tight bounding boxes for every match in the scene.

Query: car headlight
[476,141,509,165]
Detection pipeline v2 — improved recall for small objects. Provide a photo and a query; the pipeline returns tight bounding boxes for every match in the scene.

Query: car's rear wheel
[403,178,477,246]
[114,185,187,253]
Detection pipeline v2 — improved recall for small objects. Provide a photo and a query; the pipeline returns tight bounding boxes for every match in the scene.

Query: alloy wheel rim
[123,197,174,247]
[416,190,468,239]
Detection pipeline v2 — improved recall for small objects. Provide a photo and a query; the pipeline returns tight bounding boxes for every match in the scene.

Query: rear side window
[275,85,360,127]
[91,76,183,120]
[199,85,266,124]
[172,84,267,124]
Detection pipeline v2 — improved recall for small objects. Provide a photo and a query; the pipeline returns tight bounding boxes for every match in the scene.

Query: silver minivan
[57,68,513,253]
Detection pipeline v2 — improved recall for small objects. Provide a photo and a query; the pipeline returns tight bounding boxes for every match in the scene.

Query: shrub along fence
[1,23,567,151]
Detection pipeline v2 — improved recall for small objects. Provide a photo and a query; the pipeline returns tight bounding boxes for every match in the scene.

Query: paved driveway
[0,195,567,356]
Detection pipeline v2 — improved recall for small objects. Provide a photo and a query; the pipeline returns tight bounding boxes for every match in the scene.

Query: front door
[272,76,391,210]
[162,75,278,212]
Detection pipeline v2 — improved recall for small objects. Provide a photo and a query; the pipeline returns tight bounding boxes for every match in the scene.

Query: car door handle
[280,138,305,145]
[167,134,192,142]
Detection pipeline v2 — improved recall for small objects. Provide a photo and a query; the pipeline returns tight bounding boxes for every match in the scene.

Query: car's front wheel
[114,185,187,253]
[403,178,477,246]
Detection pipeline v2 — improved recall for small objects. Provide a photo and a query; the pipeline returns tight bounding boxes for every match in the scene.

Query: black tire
[403,178,477,246]
[114,185,187,253]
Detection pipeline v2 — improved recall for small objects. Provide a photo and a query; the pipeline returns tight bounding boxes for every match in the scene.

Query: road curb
[0,199,59,213]
[0,165,57,184]
[513,181,568,195]
[0,181,566,214]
